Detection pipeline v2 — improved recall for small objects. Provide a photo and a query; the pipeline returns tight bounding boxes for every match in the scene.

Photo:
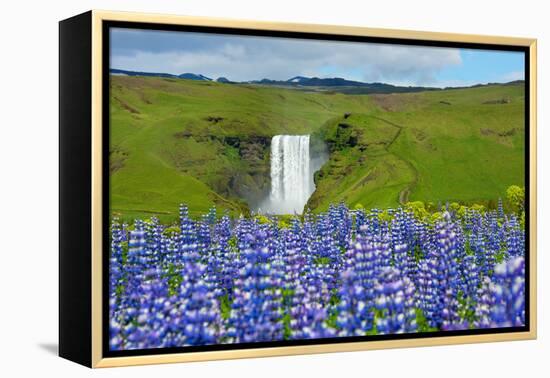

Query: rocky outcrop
[230,136,271,207]
[325,121,361,152]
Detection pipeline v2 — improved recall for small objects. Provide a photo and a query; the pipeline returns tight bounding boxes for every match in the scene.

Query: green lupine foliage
[314,257,332,266]
[120,241,128,264]
[219,294,232,321]
[282,313,292,340]
[164,264,183,296]
[415,309,438,333]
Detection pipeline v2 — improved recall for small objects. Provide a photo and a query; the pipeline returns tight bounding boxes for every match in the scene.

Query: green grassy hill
[109,75,525,222]
[309,83,525,211]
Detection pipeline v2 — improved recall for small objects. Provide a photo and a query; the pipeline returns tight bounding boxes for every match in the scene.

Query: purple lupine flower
[489,256,525,327]
[374,267,417,334]
[336,269,371,336]
[108,201,525,349]
[505,214,524,258]
[391,209,415,279]
[177,204,200,264]
[169,263,221,346]
[497,198,505,220]
[438,213,463,329]
[110,218,124,295]
[474,277,493,329]
[226,230,283,343]
[289,282,335,340]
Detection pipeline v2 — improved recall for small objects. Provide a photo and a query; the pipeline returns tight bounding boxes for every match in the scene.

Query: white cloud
[500,70,525,82]
[111,32,462,86]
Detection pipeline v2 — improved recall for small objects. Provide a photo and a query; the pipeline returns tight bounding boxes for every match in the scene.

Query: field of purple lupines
[109,202,525,351]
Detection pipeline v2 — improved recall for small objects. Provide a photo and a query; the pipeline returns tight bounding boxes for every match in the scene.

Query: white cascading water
[259,135,315,215]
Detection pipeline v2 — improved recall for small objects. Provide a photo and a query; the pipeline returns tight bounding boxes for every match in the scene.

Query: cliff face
[170,133,272,213]
[228,136,272,210]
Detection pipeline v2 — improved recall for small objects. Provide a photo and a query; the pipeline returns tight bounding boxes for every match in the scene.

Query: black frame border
[101,20,531,359]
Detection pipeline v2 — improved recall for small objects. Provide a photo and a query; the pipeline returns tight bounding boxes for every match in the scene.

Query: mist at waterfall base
[256,135,328,215]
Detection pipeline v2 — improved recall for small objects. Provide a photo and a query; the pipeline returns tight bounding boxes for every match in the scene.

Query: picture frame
[59,10,537,368]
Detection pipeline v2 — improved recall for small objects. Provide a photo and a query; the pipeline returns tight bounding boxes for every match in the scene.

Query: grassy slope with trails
[309,84,525,211]
[110,75,524,222]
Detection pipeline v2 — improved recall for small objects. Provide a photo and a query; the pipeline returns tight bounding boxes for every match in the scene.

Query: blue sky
[110,28,524,88]
[435,49,524,86]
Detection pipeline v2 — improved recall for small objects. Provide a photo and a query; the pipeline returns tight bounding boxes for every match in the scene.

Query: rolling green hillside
[109,75,525,222]
[309,84,525,211]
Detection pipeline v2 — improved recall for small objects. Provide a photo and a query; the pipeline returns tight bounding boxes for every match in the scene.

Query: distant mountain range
[110,68,524,95]
[111,69,212,81]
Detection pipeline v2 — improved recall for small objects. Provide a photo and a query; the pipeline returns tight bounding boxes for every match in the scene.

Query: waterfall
[259,135,315,215]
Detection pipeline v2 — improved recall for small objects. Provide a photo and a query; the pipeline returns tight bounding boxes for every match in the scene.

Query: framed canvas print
[59,10,537,368]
